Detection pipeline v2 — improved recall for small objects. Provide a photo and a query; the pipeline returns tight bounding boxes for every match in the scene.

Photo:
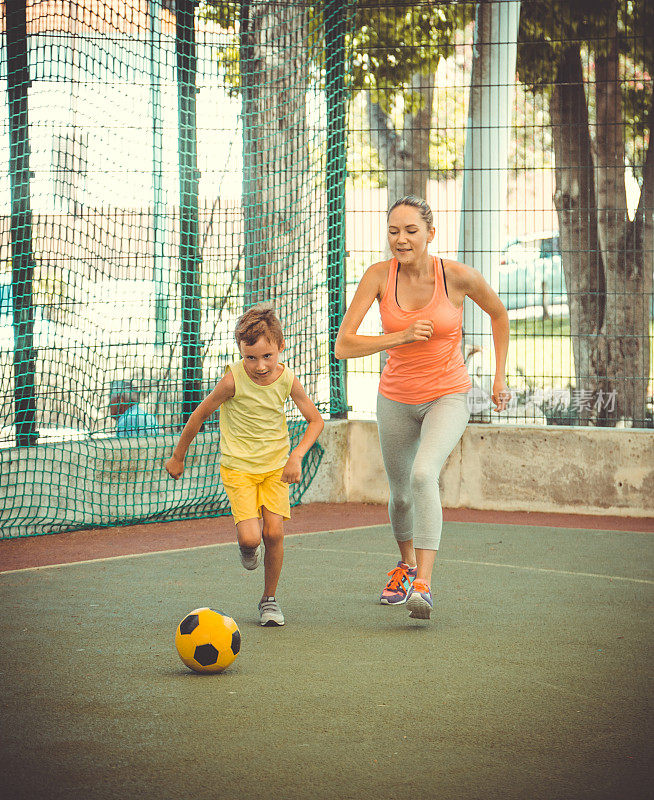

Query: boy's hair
[387,195,434,230]
[234,302,284,348]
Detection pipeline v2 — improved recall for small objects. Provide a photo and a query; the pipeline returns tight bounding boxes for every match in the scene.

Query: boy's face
[239,335,284,385]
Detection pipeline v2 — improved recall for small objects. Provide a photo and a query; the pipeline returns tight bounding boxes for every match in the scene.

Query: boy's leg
[260,506,284,598]
[235,518,262,550]
[256,470,289,626]
[221,466,263,568]
[235,518,262,570]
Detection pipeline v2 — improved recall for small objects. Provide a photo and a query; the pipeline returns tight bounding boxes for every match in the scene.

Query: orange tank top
[378,256,471,404]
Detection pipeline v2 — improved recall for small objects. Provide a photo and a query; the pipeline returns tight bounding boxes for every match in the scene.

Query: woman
[335,195,511,620]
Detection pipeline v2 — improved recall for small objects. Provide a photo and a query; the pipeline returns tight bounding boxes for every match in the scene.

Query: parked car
[498,231,567,312]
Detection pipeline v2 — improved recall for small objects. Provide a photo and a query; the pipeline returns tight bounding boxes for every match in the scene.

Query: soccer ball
[175,607,241,673]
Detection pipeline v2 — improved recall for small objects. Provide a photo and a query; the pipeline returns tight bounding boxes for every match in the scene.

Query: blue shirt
[115,404,160,438]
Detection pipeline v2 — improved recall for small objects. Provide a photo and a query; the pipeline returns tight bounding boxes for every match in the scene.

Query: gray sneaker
[258,597,285,627]
[239,543,262,571]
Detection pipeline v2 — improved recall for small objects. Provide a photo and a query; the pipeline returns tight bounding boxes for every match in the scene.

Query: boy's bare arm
[165,371,235,480]
[281,377,325,484]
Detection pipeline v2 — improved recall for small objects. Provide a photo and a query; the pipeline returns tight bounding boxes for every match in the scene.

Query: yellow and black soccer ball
[175,607,241,673]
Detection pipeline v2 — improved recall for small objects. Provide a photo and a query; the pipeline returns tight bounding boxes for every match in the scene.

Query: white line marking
[0,524,386,576]
[443,558,654,585]
[1,523,652,586]
[294,547,654,586]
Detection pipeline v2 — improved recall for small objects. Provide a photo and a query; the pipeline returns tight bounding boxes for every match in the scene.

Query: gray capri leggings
[376,392,470,550]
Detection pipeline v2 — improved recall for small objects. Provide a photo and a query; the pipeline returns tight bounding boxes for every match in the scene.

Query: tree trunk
[366,70,433,204]
[549,45,603,410]
[634,116,654,422]
[239,1,316,390]
[590,8,651,426]
[402,71,433,201]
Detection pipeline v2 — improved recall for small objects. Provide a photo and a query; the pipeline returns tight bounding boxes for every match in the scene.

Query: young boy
[165,304,324,627]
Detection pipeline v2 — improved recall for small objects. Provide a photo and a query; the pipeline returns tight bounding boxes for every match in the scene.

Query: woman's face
[387,205,435,264]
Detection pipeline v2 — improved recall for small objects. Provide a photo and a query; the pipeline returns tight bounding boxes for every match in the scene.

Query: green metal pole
[175,0,202,422]
[150,0,167,347]
[239,0,269,308]
[324,0,348,418]
[239,0,255,308]
[6,0,37,447]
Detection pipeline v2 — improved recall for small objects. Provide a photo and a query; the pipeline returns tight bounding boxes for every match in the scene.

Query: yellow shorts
[220,465,291,525]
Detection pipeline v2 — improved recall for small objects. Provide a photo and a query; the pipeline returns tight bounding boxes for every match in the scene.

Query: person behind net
[165,303,324,627]
[109,381,160,437]
[335,195,511,620]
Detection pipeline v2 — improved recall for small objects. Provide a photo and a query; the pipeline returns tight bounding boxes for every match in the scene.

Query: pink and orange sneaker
[406,579,433,619]
[379,561,417,605]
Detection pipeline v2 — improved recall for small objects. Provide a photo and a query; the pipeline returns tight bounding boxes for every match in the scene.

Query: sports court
[1,506,652,800]
[2,1,653,799]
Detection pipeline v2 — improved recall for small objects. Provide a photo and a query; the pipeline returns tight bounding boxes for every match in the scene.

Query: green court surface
[1,521,652,800]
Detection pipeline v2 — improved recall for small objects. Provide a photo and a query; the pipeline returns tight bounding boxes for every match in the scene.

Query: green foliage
[518,0,651,183]
[511,81,553,170]
[517,0,652,117]
[621,0,654,149]
[517,0,634,92]
[430,125,463,179]
[347,95,387,187]
[200,1,238,32]
[199,2,649,188]
[351,2,473,111]
[200,2,239,96]
[199,2,476,188]
[621,0,654,76]
[212,41,241,97]
[201,2,337,96]
[429,74,466,178]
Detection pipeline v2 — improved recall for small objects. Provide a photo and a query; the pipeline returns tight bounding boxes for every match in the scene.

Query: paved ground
[0,517,652,800]
[1,502,651,572]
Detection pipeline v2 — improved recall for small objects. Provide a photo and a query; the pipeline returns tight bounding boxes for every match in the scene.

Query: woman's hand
[403,319,433,344]
[491,377,511,412]
[335,263,437,358]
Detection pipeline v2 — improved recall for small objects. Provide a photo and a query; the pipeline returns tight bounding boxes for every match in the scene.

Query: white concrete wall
[302,421,654,518]
[1,422,652,537]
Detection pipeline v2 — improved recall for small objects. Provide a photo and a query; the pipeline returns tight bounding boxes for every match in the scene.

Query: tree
[203,1,317,389]
[518,0,653,426]
[204,1,470,268]
[351,3,472,202]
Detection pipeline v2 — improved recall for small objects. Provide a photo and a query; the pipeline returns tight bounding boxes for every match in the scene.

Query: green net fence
[346,1,652,429]
[1,0,352,537]
[2,1,653,538]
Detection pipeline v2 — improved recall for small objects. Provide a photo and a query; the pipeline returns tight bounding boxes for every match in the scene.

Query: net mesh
[2,1,652,537]
[1,0,352,536]
[345,1,652,429]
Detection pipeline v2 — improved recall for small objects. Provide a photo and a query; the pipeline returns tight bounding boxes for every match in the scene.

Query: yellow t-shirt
[219,360,295,473]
